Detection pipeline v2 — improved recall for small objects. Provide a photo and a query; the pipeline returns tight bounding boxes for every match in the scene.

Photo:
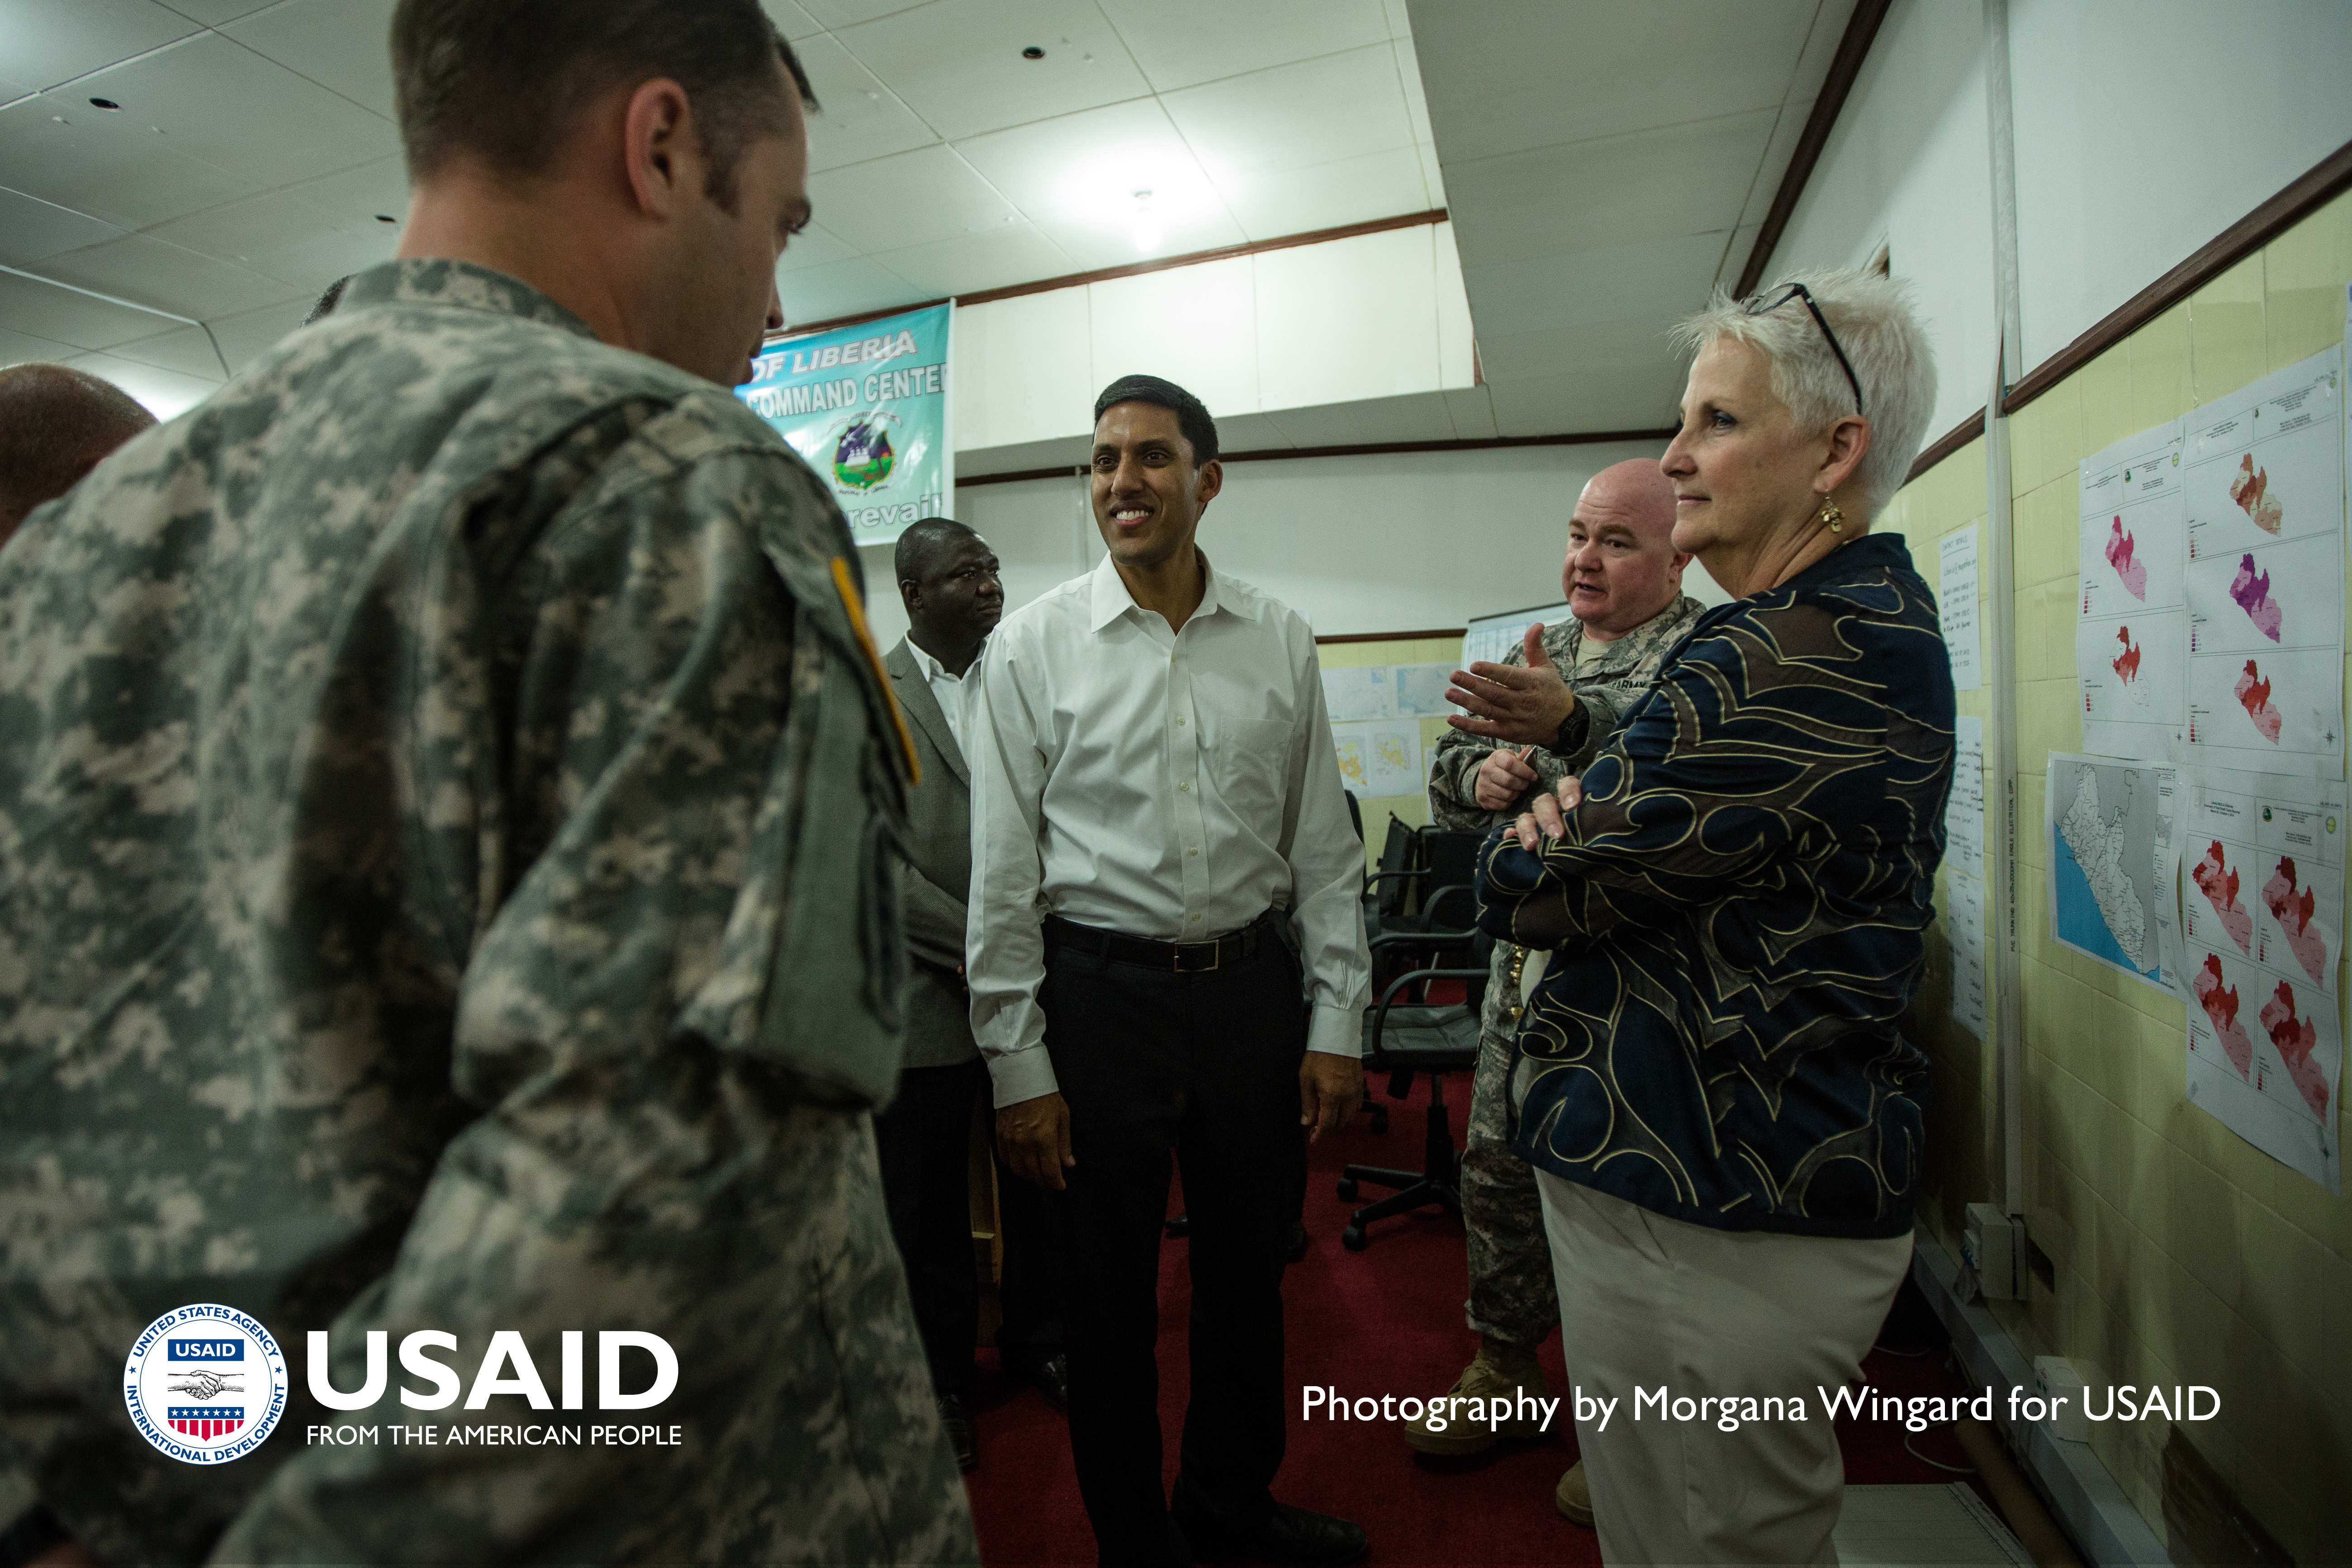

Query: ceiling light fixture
[89,97,121,110]
[375,214,398,224]
[1021,45,1044,59]
[1130,189,1160,253]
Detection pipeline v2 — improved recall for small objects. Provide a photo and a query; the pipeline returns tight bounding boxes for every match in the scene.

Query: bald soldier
[0,1,975,1565]
[0,363,154,545]
[1407,460,1705,1521]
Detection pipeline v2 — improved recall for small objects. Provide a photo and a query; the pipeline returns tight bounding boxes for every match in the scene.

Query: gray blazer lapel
[884,637,970,785]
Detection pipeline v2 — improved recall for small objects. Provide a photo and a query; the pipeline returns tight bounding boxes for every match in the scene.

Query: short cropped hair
[390,0,817,210]
[1670,268,1936,516]
[1094,374,1218,466]
[895,516,980,586]
[0,364,156,540]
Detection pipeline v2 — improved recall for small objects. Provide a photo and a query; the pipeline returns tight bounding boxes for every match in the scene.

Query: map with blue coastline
[2049,754,2178,993]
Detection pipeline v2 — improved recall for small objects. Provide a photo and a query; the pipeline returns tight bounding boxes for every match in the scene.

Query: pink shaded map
[2257,979,2330,1118]
[2111,626,2142,684]
[2104,517,2148,600]
[2228,554,2283,642]
[2234,659,2283,744]
[2261,855,2330,985]
[2194,954,2255,1078]
[2230,454,2283,534]
[2191,840,2254,953]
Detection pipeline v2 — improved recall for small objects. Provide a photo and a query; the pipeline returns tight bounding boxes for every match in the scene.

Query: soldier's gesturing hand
[997,1091,1075,1190]
[1445,623,1578,744]
[1473,746,1539,812]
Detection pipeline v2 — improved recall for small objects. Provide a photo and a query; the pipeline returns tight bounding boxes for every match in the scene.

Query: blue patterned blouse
[1477,531,1957,1239]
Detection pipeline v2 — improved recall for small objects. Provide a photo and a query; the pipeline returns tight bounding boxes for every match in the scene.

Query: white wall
[1769,0,1996,444]
[858,438,1728,653]
[2010,0,2352,370]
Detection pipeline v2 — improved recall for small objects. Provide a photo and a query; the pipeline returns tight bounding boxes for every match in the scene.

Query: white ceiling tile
[1787,0,1851,105]
[1215,145,1427,241]
[32,232,302,320]
[1262,390,1456,447]
[1476,317,1690,437]
[837,0,1150,142]
[1087,255,1257,419]
[0,264,183,350]
[1210,411,1292,454]
[1164,45,1414,182]
[1714,223,1762,294]
[1461,231,1730,338]
[955,432,1089,473]
[798,0,930,26]
[140,156,407,285]
[0,92,257,227]
[1254,225,1436,410]
[0,184,129,265]
[0,77,35,102]
[956,97,1242,264]
[204,293,308,372]
[1442,109,1777,270]
[76,33,398,189]
[0,0,200,91]
[1380,0,1413,39]
[106,321,223,378]
[62,346,219,418]
[776,221,861,275]
[1394,36,1432,146]
[1417,140,1445,207]
[1434,218,1473,382]
[795,32,940,173]
[1732,97,1811,232]
[1093,0,1390,94]
[1408,0,1815,165]
[876,223,1075,297]
[805,143,1020,254]
[0,323,82,365]
[776,256,924,327]
[222,0,399,118]
[158,0,278,21]
[760,0,827,41]
[1442,384,1496,439]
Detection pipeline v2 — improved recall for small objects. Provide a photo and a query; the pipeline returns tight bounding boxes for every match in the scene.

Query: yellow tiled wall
[1888,190,2352,1567]
[1317,634,1462,875]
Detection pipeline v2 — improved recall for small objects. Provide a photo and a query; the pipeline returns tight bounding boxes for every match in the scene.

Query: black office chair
[1336,929,1489,1249]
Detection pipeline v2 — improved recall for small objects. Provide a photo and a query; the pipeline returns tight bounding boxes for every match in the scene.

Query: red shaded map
[2193,954,2255,1078]
[2104,516,2148,600]
[2230,453,2284,534]
[2234,659,2283,744]
[2191,840,2254,953]
[2111,625,2142,684]
[2260,854,2329,984]
[2257,979,2330,1118]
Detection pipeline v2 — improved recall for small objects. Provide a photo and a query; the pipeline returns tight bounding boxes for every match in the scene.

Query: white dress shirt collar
[1086,548,1255,634]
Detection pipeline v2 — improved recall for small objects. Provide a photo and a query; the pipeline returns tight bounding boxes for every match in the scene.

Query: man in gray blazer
[878,517,1065,1475]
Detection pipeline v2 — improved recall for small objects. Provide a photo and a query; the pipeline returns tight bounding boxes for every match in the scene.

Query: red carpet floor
[961,1071,1987,1566]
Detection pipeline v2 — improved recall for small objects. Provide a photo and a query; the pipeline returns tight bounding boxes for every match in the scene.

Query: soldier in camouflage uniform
[0,4,978,1565]
[1404,462,1705,1483]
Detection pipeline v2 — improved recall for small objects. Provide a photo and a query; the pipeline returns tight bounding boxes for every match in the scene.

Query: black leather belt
[1043,913,1271,973]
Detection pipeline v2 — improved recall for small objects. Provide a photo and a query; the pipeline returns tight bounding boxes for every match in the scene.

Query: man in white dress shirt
[967,375,1372,1568]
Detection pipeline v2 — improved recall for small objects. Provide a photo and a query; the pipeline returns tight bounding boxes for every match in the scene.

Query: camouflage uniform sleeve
[210,411,968,1566]
[1427,643,1522,831]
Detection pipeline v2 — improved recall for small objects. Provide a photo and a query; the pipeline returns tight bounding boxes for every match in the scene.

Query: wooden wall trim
[770,208,1450,341]
[1733,0,1894,299]
[1904,407,1987,487]
[2001,136,2352,414]
[1315,628,1466,645]
[953,426,1680,489]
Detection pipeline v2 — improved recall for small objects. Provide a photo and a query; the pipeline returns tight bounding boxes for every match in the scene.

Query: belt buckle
[1172,940,1220,974]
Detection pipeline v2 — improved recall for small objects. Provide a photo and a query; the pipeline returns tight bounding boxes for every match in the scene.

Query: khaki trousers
[1537,1173,1913,1568]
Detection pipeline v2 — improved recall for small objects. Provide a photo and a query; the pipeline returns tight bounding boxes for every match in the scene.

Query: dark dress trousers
[876,637,1060,1393]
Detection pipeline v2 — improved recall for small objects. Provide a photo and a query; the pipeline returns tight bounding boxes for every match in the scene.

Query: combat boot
[1401,1337,1553,1455]
[1555,1460,1593,1526]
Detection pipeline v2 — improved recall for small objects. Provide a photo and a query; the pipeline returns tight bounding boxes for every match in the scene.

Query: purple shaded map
[2194,954,2255,1078]
[2228,554,2283,642]
[2103,517,2148,600]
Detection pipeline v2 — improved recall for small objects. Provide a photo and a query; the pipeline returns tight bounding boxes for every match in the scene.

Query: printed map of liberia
[2104,517,2147,599]
[2228,554,2283,641]
[2055,764,2149,972]
[2260,855,2331,984]
[2191,839,2254,953]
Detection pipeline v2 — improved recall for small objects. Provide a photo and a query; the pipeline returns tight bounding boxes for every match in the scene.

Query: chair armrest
[1417,883,1478,933]
[1366,965,1490,1064]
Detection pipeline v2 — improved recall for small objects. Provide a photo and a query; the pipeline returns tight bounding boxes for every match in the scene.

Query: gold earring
[1817,496,1844,534]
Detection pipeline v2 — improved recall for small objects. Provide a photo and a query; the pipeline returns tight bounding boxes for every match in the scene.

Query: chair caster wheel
[1341,1225,1368,1251]
[1335,1178,1358,1200]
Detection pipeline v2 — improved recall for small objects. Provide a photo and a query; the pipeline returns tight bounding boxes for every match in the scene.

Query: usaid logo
[123,1305,289,1464]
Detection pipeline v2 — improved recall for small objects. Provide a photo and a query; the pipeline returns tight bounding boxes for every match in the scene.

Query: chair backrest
[1343,788,1364,843]
[1372,814,1420,921]
[1417,830,1484,933]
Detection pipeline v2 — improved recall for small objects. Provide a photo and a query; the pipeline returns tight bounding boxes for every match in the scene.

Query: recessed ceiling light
[375,214,397,224]
[89,97,121,110]
[1021,45,1044,59]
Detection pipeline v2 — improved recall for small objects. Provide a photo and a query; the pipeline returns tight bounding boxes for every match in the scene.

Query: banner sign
[737,301,953,546]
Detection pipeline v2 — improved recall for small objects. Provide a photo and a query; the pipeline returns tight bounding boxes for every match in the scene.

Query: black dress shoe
[935,1394,976,1473]
[1015,1351,1070,1413]
[1185,1503,1366,1565]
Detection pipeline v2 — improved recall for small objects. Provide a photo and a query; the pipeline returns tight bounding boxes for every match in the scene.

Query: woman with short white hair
[1478,268,1954,1563]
